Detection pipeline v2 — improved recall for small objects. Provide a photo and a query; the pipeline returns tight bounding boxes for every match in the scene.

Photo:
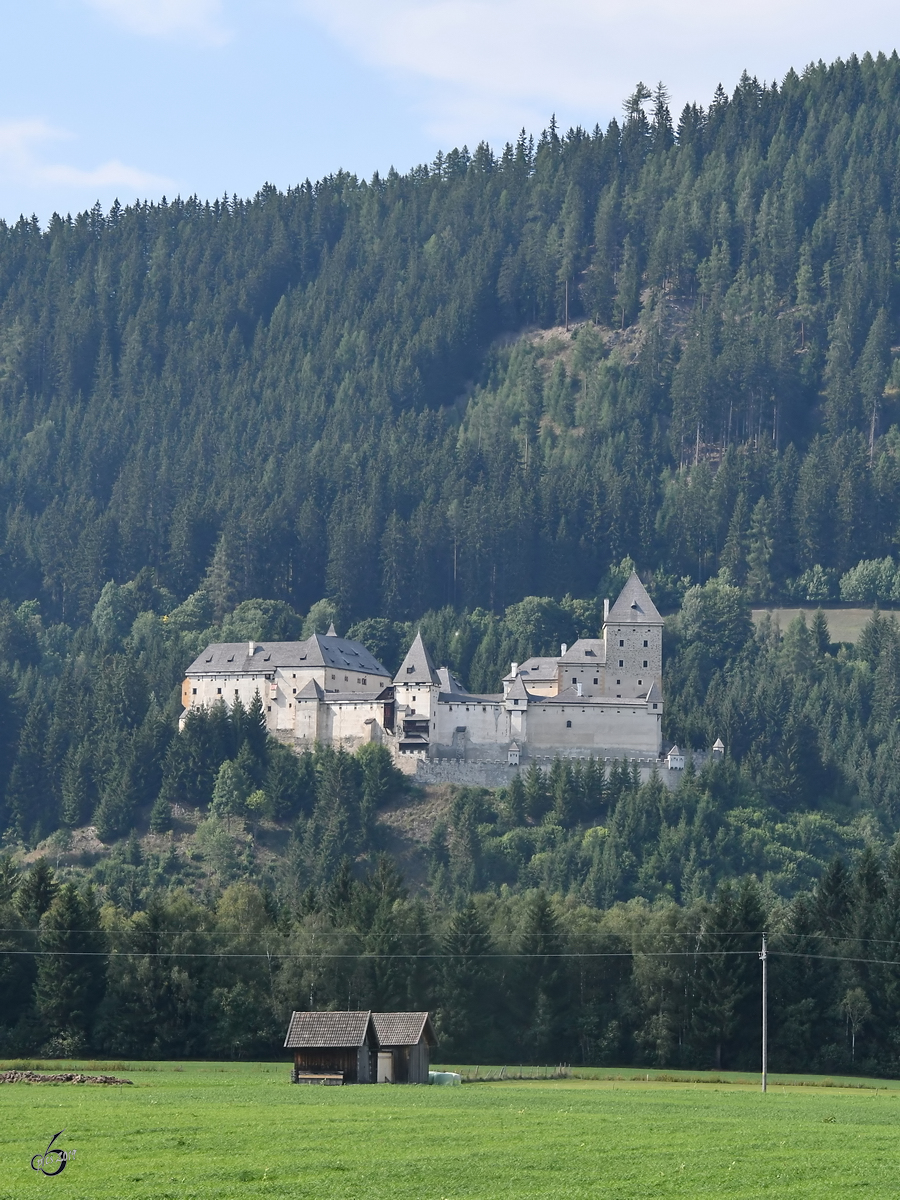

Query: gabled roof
[284,1010,375,1048]
[186,635,391,679]
[559,639,607,664]
[605,573,663,626]
[372,1012,436,1048]
[394,632,440,686]
[645,680,663,704]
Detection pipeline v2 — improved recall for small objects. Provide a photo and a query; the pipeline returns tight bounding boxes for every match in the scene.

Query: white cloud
[0,119,174,198]
[295,0,900,140]
[84,0,232,45]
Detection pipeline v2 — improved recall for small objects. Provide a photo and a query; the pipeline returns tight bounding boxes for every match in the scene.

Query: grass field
[2,1061,899,1198]
[750,606,895,643]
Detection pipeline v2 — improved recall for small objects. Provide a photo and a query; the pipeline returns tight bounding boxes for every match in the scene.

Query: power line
[5,947,900,963]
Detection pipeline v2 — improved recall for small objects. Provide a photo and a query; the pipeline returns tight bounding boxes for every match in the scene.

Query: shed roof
[605,573,663,626]
[437,667,469,696]
[284,1010,375,1048]
[372,1012,437,1047]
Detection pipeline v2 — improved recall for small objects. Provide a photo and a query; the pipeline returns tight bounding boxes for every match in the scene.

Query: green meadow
[1,1061,898,1199]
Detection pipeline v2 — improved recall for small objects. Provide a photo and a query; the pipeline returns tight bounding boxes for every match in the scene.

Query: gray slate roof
[186,634,391,679]
[605,573,664,626]
[437,667,469,696]
[394,632,440,686]
[284,1010,374,1048]
[504,657,559,683]
[559,639,607,664]
[505,674,532,702]
[372,1012,436,1047]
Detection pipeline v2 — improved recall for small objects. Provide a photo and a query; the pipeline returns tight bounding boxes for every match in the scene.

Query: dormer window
[407,666,415,674]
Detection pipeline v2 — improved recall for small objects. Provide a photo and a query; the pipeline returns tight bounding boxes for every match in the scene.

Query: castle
[182,573,664,772]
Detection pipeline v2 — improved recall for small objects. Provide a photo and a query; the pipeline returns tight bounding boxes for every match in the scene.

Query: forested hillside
[4,53,900,1070]
[3,54,900,622]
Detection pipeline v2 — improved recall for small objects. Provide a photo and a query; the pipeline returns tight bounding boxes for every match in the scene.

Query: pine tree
[35,883,106,1048]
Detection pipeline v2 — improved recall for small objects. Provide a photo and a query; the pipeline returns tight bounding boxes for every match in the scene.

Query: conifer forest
[4,53,900,1073]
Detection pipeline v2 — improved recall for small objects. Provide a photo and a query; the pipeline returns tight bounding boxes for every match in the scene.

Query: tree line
[3,847,899,1076]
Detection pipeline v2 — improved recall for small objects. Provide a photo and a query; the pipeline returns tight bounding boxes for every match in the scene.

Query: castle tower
[603,572,664,697]
[393,631,441,720]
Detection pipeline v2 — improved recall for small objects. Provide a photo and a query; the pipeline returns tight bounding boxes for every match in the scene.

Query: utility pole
[760,933,768,1093]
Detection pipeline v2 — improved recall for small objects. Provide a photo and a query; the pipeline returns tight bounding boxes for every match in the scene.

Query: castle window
[293,674,296,679]
[292,688,296,694]
[192,687,197,694]
[267,706,271,712]
[617,679,621,685]
[638,680,643,687]
[514,698,519,705]
[572,676,577,685]
[619,639,624,647]
[331,674,335,680]
[483,706,487,712]
[653,703,658,710]
[566,720,571,728]
[618,660,623,668]
[217,688,222,694]
[235,689,239,696]
[593,678,598,685]
[362,678,366,685]
[345,675,348,682]
[643,641,648,648]
[643,660,648,668]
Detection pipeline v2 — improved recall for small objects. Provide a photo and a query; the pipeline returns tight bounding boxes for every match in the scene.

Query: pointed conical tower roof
[326,622,337,637]
[394,631,440,686]
[605,572,663,625]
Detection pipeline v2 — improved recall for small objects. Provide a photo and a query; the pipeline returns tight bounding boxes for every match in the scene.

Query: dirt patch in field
[0,1071,132,1085]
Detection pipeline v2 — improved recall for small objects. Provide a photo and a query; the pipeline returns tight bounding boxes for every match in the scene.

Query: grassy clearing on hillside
[1,1061,898,1199]
[749,607,897,644]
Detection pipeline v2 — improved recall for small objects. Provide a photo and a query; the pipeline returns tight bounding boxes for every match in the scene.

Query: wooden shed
[284,1010,377,1084]
[372,1012,437,1084]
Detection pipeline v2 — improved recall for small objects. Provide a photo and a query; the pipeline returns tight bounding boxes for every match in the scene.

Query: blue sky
[2,0,899,223]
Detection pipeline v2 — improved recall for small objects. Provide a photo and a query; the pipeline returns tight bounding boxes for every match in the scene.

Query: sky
[1,0,899,223]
